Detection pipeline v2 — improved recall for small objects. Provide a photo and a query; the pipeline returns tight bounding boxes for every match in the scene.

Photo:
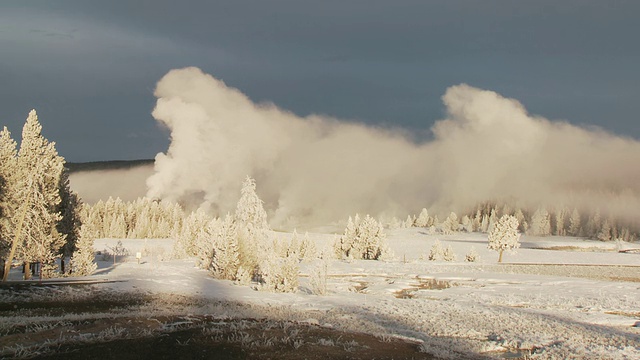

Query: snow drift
[147,67,640,229]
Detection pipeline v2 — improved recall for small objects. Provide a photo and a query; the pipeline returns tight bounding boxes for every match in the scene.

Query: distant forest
[66,159,154,173]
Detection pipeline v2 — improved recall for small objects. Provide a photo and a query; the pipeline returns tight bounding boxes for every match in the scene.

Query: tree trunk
[61,258,65,274]
[498,250,504,263]
[24,262,31,280]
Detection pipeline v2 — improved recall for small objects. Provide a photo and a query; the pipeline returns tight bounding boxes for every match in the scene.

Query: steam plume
[147,67,640,229]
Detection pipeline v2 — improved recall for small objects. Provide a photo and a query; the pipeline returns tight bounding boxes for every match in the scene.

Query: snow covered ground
[70,231,639,358]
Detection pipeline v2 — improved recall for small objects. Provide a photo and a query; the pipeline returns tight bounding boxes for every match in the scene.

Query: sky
[1,1,639,162]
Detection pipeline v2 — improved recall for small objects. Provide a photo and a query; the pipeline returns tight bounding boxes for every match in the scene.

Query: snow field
[91,230,640,359]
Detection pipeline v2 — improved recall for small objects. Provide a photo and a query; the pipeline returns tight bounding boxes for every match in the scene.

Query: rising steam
[146,67,640,229]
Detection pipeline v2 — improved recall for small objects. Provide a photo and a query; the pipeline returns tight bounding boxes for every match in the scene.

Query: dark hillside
[66,159,154,173]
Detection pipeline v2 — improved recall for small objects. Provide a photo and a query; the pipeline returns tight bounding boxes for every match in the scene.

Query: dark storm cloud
[1,1,639,161]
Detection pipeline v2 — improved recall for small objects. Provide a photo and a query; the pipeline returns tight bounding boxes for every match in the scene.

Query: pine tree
[235,176,269,234]
[56,169,83,274]
[298,231,316,260]
[529,208,551,236]
[554,207,567,236]
[487,215,520,263]
[13,111,66,280]
[428,239,444,261]
[443,245,456,261]
[441,212,459,235]
[71,224,97,276]
[415,208,431,227]
[586,210,601,239]
[465,247,479,262]
[0,127,18,279]
[334,214,389,260]
[568,208,581,236]
[597,219,612,242]
[461,215,474,232]
[235,176,270,272]
[210,214,240,280]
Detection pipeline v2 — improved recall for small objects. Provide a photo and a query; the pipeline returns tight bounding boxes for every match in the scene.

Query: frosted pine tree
[529,208,551,236]
[586,209,601,238]
[235,176,269,233]
[554,207,568,236]
[209,214,240,280]
[461,215,474,232]
[298,231,317,260]
[0,127,18,279]
[465,247,479,262]
[443,245,456,261]
[334,215,358,259]
[487,215,520,263]
[428,239,444,261]
[415,208,431,227]
[359,215,390,260]
[71,224,97,276]
[235,176,271,271]
[441,212,459,235]
[597,219,612,242]
[13,111,66,279]
[334,214,389,260]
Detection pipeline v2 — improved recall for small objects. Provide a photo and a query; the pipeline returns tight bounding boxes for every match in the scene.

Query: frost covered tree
[334,214,390,260]
[298,232,316,260]
[0,127,18,278]
[235,176,269,234]
[257,239,299,293]
[209,214,240,280]
[443,245,456,261]
[428,239,444,261]
[465,247,479,262]
[235,176,271,271]
[71,224,97,276]
[441,212,459,235]
[414,208,431,227]
[10,111,66,280]
[597,219,612,242]
[586,209,601,239]
[529,208,551,236]
[554,207,568,236]
[487,215,520,263]
[461,215,474,232]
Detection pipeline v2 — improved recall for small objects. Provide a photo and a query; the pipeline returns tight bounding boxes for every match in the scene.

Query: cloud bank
[147,67,640,229]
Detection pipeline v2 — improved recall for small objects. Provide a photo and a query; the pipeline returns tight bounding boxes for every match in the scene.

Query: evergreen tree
[0,127,18,278]
[597,219,612,242]
[441,212,459,235]
[586,210,602,238]
[235,176,269,234]
[487,215,520,263]
[415,208,431,227]
[56,170,83,274]
[209,214,240,280]
[71,224,97,276]
[554,207,567,236]
[461,215,473,232]
[568,208,581,236]
[12,111,66,280]
[465,247,479,262]
[334,214,389,260]
[443,245,456,261]
[529,208,551,236]
[428,239,444,261]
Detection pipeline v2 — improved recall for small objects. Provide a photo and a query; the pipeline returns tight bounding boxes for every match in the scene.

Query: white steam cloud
[147,67,640,229]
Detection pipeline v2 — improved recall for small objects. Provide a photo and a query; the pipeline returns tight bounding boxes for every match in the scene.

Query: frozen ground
[4,229,639,359]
